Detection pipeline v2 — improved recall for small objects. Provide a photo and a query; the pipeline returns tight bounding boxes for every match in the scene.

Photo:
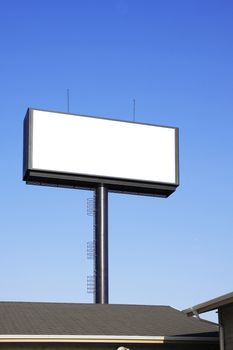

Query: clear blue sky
[0,0,233,322]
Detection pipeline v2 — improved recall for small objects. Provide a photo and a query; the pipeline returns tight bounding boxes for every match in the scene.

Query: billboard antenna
[67,88,70,112]
[133,98,136,122]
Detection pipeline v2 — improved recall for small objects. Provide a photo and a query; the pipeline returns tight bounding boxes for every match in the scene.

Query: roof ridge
[0,301,171,307]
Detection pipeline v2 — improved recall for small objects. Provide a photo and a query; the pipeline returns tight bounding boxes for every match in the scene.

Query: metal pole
[67,88,70,112]
[95,184,108,304]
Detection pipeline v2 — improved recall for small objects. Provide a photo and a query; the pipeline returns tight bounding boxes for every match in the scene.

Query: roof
[183,291,233,316]
[0,302,218,340]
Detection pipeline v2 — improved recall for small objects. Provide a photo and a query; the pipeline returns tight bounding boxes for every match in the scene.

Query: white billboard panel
[23,109,179,196]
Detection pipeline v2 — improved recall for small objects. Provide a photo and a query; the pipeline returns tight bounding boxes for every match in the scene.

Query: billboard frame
[23,108,179,197]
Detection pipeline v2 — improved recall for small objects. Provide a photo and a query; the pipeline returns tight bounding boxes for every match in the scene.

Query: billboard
[23,108,179,197]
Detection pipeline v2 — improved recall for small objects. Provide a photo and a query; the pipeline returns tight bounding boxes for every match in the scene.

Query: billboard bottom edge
[24,170,178,198]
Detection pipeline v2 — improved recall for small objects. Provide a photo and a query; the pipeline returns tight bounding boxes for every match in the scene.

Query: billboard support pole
[95,184,109,304]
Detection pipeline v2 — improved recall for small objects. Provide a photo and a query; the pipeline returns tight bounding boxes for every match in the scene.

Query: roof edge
[0,335,218,344]
[183,291,233,316]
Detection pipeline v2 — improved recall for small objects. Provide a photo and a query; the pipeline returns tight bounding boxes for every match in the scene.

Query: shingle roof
[0,302,218,337]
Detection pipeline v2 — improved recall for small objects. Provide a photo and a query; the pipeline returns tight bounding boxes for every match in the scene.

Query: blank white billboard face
[23,109,179,196]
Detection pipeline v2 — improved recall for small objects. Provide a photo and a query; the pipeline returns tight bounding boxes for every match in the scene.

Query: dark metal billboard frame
[23,108,179,197]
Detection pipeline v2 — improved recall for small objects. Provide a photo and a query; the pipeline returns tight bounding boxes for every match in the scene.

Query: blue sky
[0,0,233,322]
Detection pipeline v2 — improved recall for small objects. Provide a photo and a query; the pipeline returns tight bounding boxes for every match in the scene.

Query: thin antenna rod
[133,98,136,122]
[67,88,70,112]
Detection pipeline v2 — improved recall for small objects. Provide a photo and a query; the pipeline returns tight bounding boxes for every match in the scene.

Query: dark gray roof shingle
[0,302,218,337]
